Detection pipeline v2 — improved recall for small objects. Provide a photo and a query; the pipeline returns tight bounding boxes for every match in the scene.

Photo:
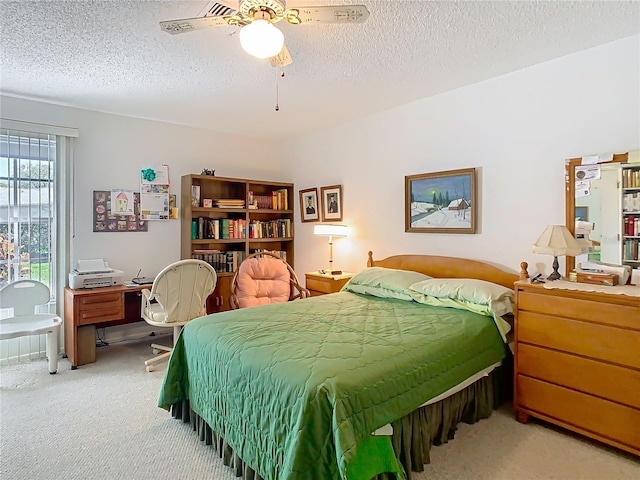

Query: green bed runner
[159,292,506,480]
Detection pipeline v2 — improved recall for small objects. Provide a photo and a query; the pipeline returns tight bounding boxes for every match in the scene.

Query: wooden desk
[63,284,149,369]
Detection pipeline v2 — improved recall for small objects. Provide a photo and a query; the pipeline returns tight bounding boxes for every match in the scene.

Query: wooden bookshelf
[181,174,295,313]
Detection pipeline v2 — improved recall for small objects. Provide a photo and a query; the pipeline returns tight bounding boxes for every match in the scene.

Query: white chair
[0,280,62,374]
[141,259,217,372]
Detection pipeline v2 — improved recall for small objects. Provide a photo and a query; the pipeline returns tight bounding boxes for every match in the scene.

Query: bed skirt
[168,359,512,480]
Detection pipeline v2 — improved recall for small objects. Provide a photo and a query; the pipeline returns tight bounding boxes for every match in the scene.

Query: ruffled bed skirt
[168,359,512,480]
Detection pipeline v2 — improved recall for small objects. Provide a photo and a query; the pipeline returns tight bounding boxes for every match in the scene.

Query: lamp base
[547,256,561,281]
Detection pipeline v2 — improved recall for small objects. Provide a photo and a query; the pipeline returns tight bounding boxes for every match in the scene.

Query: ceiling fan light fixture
[239,19,284,59]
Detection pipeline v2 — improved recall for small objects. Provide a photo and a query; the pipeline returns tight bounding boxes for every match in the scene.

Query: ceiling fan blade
[159,15,230,35]
[286,5,370,25]
[196,1,237,18]
[270,43,293,68]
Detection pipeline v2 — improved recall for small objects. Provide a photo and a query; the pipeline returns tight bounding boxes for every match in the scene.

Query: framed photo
[321,185,343,222]
[405,168,477,234]
[575,206,588,221]
[299,187,320,222]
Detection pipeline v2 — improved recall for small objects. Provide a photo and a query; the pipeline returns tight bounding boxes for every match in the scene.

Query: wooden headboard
[367,251,529,289]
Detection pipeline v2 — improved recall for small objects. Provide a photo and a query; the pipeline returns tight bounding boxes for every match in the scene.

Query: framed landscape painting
[405,168,477,234]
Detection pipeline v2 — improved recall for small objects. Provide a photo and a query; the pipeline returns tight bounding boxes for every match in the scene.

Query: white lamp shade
[314,224,348,238]
[532,225,583,256]
[239,20,284,59]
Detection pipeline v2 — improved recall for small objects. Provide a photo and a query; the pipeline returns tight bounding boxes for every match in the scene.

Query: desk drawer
[78,292,122,310]
[517,344,640,408]
[518,311,640,369]
[77,306,123,325]
[76,292,123,325]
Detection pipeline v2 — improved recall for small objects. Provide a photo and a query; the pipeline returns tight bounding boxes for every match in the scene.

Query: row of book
[249,219,292,239]
[191,218,293,240]
[622,168,640,189]
[623,215,640,237]
[192,218,247,240]
[622,192,640,213]
[191,250,247,273]
[249,189,289,210]
[190,249,287,273]
[623,239,640,262]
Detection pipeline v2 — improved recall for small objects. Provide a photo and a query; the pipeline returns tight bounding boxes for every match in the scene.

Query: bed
[158,252,529,480]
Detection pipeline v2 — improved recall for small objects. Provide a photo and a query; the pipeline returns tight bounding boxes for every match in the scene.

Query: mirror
[565,151,637,276]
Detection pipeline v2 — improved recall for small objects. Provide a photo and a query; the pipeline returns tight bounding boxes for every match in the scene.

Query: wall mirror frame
[564,152,629,276]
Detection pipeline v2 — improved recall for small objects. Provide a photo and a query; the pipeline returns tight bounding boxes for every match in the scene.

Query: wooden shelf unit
[181,174,295,313]
[622,163,640,270]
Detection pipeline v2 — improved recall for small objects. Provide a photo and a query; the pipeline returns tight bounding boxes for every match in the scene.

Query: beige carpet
[1,338,638,480]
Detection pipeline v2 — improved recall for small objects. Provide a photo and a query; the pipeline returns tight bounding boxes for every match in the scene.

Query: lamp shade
[314,224,348,238]
[532,225,583,256]
[239,20,284,59]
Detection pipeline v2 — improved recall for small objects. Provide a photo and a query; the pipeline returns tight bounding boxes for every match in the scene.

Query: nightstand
[305,272,353,296]
[513,280,640,456]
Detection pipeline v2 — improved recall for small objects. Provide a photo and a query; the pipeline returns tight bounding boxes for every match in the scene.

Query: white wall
[285,35,640,280]
[0,97,284,281]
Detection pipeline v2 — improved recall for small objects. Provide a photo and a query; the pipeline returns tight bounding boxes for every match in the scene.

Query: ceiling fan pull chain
[275,68,284,112]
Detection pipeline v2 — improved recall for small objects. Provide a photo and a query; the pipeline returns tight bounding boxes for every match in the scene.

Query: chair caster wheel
[153,349,160,355]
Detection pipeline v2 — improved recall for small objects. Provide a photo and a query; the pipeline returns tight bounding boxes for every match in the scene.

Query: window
[0,119,76,363]
[0,131,56,293]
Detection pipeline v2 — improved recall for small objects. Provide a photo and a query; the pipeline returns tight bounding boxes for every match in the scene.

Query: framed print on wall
[321,185,343,222]
[299,187,320,222]
[405,168,477,234]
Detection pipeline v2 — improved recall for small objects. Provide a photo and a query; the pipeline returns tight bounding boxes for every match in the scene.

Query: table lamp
[314,224,348,273]
[532,225,583,280]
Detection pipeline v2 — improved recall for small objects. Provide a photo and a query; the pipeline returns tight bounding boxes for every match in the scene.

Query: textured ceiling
[1,1,639,140]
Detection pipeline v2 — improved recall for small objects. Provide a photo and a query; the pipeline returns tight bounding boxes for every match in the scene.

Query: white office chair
[141,259,217,372]
[0,280,62,374]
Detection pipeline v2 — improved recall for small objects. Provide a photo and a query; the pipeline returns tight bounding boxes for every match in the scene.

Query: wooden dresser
[513,280,640,455]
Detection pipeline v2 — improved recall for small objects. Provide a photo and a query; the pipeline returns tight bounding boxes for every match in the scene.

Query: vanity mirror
[565,151,640,276]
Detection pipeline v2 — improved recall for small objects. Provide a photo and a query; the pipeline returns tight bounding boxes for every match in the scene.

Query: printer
[69,259,124,289]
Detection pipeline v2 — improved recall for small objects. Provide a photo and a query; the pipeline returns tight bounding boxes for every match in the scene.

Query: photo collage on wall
[93,190,148,232]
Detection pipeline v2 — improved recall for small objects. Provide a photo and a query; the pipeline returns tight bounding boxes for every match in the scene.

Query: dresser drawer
[518,311,640,369]
[517,344,640,408]
[518,291,639,329]
[517,376,640,451]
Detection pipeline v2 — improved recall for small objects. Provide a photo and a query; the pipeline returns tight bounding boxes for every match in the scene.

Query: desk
[63,284,148,369]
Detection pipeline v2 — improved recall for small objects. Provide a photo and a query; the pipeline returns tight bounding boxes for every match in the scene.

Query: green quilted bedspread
[158,292,506,480]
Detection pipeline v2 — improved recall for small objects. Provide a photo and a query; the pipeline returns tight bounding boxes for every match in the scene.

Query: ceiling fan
[160,0,370,67]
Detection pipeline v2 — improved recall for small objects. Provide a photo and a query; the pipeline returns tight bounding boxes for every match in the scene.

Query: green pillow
[408,278,515,342]
[342,267,432,301]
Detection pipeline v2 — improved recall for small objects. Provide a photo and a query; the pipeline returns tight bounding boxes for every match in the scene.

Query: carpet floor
[1,337,638,480]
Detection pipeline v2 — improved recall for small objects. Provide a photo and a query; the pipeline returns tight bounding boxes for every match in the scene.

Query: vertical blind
[0,129,56,294]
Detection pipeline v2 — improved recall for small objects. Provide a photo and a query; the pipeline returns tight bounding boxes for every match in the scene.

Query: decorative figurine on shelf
[141,168,156,182]
[201,169,215,176]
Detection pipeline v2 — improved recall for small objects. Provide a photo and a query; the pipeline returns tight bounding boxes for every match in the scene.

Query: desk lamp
[532,225,583,280]
[314,224,348,273]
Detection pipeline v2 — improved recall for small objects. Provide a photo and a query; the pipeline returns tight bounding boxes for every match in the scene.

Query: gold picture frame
[405,168,477,234]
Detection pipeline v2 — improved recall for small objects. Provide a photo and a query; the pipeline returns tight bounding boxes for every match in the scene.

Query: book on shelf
[191,186,201,207]
[214,199,245,208]
[191,250,246,273]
